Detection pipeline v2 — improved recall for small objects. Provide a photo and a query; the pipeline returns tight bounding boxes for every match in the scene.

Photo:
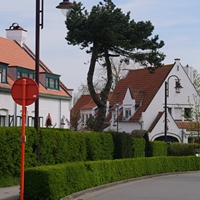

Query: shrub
[167,142,196,156]
[146,141,167,157]
[25,156,200,200]
[132,137,145,157]
[0,127,37,177]
[84,132,114,161]
[111,132,133,159]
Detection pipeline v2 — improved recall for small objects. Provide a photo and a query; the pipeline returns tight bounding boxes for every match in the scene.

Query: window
[28,116,43,127]
[17,68,34,79]
[9,115,14,126]
[184,108,192,119]
[0,116,6,126]
[168,107,172,115]
[16,116,22,126]
[0,67,7,83]
[81,114,84,124]
[125,109,131,118]
[45,74,60,90]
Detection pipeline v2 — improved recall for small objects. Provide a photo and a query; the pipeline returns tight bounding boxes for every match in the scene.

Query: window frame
[0,65,7,83]
[45,74,60,90]
[0,115,6,126]
[184,108,192,119]
[125,109,131,119]
[17,67,34,79]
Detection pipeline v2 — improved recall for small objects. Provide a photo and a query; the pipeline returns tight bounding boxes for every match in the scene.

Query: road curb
[60,171,200,200]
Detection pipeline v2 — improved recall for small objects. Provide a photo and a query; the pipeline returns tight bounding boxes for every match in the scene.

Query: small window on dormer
[17,67,34,79]
[45,74,60,90]
[125,109,131,118]
[0,66,7,83]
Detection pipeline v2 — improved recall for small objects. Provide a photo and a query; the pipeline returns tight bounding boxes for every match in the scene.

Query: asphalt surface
[1,172,200,200]
[68,172,200,200]
[0,186,19,200]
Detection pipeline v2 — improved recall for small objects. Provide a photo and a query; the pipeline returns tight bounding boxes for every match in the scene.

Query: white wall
[0,93,71,128]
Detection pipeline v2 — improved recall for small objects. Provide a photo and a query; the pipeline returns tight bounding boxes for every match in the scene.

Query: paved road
[1,172,200,200]
[0,186,19,200]
[71,172,200,200]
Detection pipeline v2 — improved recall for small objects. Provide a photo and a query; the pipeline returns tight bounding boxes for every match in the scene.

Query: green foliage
[167,142,196,156]
[66,0,165,132]
[146,141,167,157]
[132,137,145,158]
[86,115,97,130]
[39,129,87,165]
[0,127,37,187]
[0,127,37,178]
[0,176,19,188]
[25,156,200,199]
[84,132,114,161]
[67,0,165,67]
[39,130,114,164]
[131,129,148,138]
[110,132,133,159]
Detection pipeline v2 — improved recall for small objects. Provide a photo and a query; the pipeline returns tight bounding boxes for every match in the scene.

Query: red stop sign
[11,77,39,106]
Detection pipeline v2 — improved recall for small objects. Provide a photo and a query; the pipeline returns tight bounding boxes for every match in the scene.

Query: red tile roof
[81,100,97,109]
[71,65,174,128]
[176,121,200,131]
[0,37,38,71]
[71,94,93,117]
[110,65,174,121]
[0,36,71,98]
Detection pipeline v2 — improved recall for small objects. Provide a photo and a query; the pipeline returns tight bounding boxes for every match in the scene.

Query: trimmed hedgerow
[0,126,38,181]
[167,142,198,156]
[132,137,145,158]
[146,141,167,157]
[24,156,200,200]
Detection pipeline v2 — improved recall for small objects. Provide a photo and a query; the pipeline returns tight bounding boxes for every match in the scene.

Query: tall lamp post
[164,75,183,142]
[34,0,74,131]
[116,104,119,132]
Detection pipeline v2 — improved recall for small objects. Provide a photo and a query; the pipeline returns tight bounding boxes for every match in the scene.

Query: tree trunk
[87,44,113,132]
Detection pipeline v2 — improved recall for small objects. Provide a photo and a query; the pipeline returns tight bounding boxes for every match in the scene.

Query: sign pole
[11,77,39,200]
[20,79,26,200]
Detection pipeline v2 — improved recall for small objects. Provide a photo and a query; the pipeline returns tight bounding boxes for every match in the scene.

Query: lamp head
[175,80,183,93]
[56,0,74,17]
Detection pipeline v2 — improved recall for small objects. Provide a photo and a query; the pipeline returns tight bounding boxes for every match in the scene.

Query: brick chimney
[6,23,27,47]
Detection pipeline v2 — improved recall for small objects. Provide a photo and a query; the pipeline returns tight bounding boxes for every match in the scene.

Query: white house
[0,23,72,128]
[72,59,200,143]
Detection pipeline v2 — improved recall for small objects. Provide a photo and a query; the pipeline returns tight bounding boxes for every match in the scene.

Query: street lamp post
[34,0,73,131]
[164,75,183,142]
[116,104,119,132]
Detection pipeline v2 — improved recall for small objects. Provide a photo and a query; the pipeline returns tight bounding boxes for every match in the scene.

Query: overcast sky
[0,0,200,94]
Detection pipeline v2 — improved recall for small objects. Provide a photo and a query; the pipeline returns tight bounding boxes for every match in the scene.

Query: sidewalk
[0,186,19,200]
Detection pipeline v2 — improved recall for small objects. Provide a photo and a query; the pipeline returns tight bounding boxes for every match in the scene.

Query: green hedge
[167,142,198,156]
[132,137,145,158]
[84,132,114,161]
[39,130,87,164]
[111,132,133,159]
[24,156,200,200]
[0,127,38,178]
[146,141,167,157]
[39,130,114,165]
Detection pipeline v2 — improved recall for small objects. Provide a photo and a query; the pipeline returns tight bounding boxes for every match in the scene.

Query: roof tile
[0,36,71,98]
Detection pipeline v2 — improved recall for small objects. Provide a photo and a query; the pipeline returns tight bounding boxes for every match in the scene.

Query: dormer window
[45,74,60,90]
[0,67,7,83]
[125,109,131,118]
[17,67,34,79]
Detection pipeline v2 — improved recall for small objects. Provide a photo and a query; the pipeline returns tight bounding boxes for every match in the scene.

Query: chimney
[174,58,180,64]
[184,64,194,83]
[174,58,181,71]
[6,23,27,47]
